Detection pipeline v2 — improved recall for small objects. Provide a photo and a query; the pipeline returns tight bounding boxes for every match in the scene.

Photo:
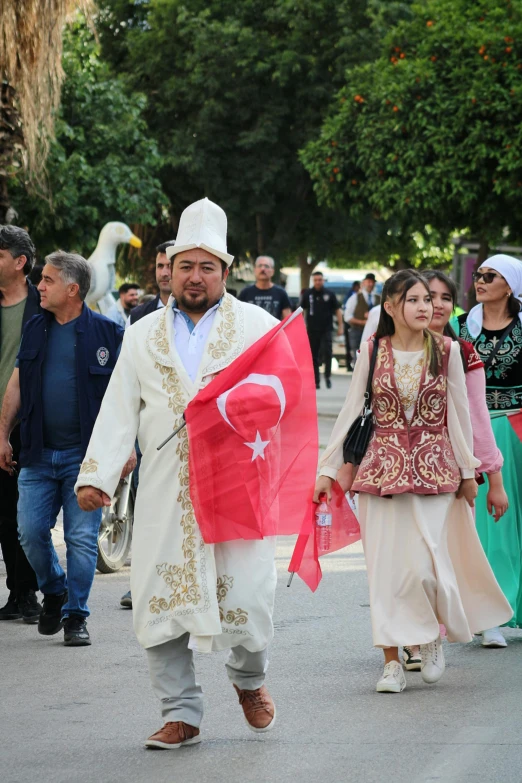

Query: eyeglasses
[472,271,501,284]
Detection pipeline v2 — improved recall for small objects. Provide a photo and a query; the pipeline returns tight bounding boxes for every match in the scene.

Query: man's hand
[313,475,334,503]
[456,477,479,508]
[77,486,111,512]
[121,449,137,479]
[0,437,15,474]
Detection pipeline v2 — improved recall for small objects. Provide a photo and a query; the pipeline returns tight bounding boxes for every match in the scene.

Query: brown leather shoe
[145,721,201,750]
[233,684,276,733]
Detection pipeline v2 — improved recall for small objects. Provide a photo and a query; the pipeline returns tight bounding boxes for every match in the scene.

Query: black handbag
[342,337,379,466]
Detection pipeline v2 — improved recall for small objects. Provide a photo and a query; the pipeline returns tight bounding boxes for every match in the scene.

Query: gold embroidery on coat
[207,295,237,360]
[79,458,99,475]
[148,357,210,616]
[216,574,249,626]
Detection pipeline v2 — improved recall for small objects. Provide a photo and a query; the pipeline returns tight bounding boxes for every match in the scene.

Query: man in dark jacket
[0,225,42,623]
[300,270,343,389]
[120,241,174,610]
[0,250,133,646]
[129,241,174,325]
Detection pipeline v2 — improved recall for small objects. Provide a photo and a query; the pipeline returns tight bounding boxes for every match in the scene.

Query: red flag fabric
[288,482,361,592]
[508,411,522,441]
[184,310,318,543]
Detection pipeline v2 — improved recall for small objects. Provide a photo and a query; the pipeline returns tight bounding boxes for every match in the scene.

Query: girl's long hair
[375,269,441,377]
[423,270,467,372]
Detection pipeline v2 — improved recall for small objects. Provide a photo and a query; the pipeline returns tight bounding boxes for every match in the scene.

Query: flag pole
[157,416,186,450]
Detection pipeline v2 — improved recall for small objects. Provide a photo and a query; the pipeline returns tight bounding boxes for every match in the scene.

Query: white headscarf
[465,253,522,338]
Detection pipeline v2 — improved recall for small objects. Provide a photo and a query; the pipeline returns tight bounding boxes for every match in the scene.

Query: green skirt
[476,414,522,628]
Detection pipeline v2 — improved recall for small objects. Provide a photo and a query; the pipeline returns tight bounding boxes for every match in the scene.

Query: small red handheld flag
[185,310,318,543]
[288,482,361,592]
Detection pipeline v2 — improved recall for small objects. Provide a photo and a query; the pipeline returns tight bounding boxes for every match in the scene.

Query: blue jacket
[17,304,124,466]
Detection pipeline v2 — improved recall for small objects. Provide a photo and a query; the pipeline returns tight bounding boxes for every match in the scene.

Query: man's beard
[179,288,209,313]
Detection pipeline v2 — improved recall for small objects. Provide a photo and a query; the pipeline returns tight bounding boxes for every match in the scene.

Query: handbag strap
[483,317,518,370]
[363,336,379,410]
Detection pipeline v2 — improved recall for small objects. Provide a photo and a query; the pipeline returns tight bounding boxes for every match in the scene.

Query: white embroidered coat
[75,294,279,652]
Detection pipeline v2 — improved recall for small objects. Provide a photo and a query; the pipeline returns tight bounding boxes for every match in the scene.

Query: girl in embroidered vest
[451,254,522,644]
[393,270,509,667]
[315,270,512,694]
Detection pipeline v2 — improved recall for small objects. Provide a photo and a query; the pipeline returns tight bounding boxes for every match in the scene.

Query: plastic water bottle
[315,493,333,554]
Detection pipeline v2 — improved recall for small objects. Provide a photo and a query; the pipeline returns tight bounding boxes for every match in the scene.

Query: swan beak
[129,234,142,248]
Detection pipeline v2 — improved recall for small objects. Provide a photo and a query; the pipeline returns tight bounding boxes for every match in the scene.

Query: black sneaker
[120,590,132,609]
[18,590,42,625]
[403,645,422,671]
[63,615,91,647]
[38,591,68,635]
[325,378,332,389]
[0,591,22,621]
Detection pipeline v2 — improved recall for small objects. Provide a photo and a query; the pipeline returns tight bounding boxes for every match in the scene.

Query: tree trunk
[0,82,24,223]
[298,251,310,293]
[256,213,265,257]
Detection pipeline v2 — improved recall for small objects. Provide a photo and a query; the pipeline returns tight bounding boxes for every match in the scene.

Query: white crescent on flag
[216,373,286,461]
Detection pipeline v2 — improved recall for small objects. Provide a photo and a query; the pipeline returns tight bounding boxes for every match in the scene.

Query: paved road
[2,370,522,783]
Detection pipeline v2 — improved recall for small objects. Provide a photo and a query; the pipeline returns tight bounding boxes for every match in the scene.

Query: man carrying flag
[75,198,317,749]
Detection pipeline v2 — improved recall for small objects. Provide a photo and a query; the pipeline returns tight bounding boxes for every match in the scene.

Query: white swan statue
[86,222,142,314]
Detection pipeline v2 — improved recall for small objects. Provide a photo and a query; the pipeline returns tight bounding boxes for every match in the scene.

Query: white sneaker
[403,645,422,671]
[376,661,406,693]
[420,636,445,684]
[481,627,507,648]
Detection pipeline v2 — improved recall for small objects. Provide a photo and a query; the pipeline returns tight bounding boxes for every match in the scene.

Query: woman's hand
[313,475,334,503]
[336,462,356,493]
[456,477,479,508]
[486,471,509,522]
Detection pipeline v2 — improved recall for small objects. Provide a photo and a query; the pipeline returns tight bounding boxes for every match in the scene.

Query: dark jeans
[349,326,364,358]
[308,330,333,385]
[0,426,38,596]
[17,447,101,618]
[344,323,353,369]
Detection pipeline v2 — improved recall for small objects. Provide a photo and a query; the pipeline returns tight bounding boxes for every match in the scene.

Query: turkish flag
[288,482,361,592]
[185,310,318,543]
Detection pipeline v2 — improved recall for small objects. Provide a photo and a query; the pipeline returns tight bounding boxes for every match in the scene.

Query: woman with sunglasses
[451,255,522,645]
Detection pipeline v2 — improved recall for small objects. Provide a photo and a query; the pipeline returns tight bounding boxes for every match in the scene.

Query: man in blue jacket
[0,250,131,647]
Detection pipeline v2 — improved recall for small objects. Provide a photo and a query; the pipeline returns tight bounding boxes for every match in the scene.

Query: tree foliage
[0,1,95,219]
[302,0,522,255]
[10,20,167,259]
[97,0,413,266]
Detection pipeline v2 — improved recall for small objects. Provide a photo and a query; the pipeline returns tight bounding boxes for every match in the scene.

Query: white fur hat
[166,197,234,267]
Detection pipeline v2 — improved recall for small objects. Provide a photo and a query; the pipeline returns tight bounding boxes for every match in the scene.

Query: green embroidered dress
[454,313,522,627]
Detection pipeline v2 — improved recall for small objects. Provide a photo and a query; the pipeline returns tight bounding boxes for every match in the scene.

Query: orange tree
[302,0,522,263]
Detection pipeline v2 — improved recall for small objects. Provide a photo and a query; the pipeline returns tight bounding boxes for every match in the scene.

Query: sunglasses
[472,271,501,284]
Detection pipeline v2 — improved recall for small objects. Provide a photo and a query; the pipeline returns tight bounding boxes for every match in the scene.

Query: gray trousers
[146,633,268,727]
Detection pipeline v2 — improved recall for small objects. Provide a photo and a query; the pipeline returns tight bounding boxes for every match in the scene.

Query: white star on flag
[244,431,270,461]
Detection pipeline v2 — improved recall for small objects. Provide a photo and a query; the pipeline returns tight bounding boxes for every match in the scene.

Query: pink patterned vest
[352,335,461,497]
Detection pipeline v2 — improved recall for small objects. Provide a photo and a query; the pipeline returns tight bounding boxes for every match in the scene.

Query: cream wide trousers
[358,492,513,648]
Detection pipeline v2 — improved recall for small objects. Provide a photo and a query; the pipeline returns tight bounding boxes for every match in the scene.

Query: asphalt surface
[2,370,522,783]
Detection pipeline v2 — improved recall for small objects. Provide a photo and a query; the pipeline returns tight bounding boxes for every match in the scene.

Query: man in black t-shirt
[238,256,292,320]
[300,270,343,389]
